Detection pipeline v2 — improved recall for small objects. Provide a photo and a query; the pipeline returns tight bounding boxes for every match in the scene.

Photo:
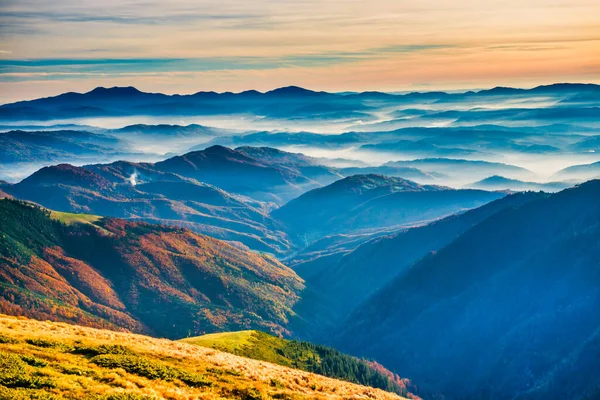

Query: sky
[1,0,599,103]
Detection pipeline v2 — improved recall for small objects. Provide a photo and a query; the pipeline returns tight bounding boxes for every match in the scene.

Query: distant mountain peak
[266,86,320,96]
[20,163,112,188]
[329,174,423,192]
[201,144,240,155]
[87,86,143,96]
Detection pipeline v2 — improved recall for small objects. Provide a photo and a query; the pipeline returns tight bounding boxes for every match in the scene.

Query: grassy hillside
[49,210,101,225]
[0,314,404,400]
[0,198,304,338]
[182,331,417,397]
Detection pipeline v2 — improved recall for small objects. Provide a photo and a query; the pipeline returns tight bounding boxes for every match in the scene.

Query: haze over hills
[384,158,537,182]
[553,160,600,181]
[154,145,329,204]
[0,130,135,164]
[332,180,600,399]
[467,175,573,192]
[3,83,600,187]
[2,83,599,122]
[1,146,509,256]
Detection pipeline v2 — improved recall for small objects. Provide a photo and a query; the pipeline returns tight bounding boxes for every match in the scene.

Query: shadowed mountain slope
[333,180,600,400]
[289,192,547,339]
[154,145,325,204]
[273,174,504,241]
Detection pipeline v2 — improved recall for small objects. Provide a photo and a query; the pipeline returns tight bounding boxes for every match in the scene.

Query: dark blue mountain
[333,180,600,400]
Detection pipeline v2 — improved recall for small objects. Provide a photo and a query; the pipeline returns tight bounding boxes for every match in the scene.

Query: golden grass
[0,315,404,400]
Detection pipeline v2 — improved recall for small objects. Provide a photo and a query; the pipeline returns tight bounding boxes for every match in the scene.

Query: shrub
[0,351,55,389]
[59,365,97,377]
[270,378,284,389]
[177,371,213,388]
[0,334,19,344]
[20,355,48,367]
[91,354,179,380]
[72,344,135,357]
[0,386,58,400]
[25,338,72,351]
[230,387,265,400]
[90,354,211,387]
[206,367,241,376]
[100,394,157,400]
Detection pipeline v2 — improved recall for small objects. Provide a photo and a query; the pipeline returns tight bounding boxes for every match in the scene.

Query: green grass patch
[50,210,101,225]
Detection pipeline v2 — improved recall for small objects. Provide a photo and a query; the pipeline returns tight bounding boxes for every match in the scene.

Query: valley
[1,83,600,400]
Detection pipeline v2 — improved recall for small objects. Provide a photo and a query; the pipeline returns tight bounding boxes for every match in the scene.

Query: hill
[290,192,547,339]
[333,180,600,399]
[468,175,572,192]
[0,129,134,164]
[0,199,304,338]
[182,330,418,397]
[552,160,600,181]
[273,174,504,240]
[0,314,404,400]
[339,165,445,183]
[154,145,328,204]
[0,85,361,121]
[3,160,293,255]
[384,158,536,182]
[234,146,343,186]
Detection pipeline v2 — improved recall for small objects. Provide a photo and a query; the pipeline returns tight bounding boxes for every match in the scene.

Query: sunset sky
[1,0,599,103]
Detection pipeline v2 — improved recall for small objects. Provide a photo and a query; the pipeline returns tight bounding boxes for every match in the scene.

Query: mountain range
[274,174,504,241]
[1,146,508,256]
[332,179,600,399]
[2,83,599,122]
[2,83,600,400]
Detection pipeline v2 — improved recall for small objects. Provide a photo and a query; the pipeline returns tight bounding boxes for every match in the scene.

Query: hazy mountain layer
[273,174,504,241]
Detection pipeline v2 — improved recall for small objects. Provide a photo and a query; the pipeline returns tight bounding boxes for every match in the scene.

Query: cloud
[0,43,453,81]
[1,0,599,95]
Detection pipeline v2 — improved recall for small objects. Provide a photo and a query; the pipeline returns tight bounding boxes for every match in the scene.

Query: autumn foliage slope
[0,199,304,339]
